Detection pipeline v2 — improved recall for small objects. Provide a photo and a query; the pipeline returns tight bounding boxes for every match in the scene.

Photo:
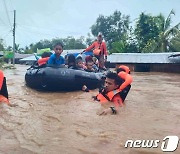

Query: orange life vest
[118,72,133,91]
[0,95,9,105]
[0,70,4,90]
[119,65,130,74]
[96,89,123,106]
[38,57,50,66]
[93,49,101,56]
[96,71,132,105]
[0,71,10,105]
[85,41,108,56]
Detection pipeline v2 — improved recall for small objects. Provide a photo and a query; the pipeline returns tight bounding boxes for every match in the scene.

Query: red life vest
[38,57,50,66]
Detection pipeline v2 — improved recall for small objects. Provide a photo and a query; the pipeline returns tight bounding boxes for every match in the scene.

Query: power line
[16,28,37,45]
[17,23,83,36]
[17,24,58,37]
[2,0,12,30]
[1,30,12,38]
[0,16,7,26]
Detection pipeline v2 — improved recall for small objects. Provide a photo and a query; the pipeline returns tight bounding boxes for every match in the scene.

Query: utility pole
[13,10,16,65]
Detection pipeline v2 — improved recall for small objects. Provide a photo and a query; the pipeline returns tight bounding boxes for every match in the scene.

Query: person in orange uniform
[0,70,11,106]
[118,65,130,74]
[94,70,132,115]
[116,67,132,102]
[82,32,108,70]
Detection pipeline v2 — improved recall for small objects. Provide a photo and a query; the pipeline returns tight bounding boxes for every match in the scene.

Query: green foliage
[169,33,180,52]
[37,48,51,56]
[0,10,178,55]
[85,33,94,46]
[110,40,138,53]
[110,41,126,53]
[24,49,34,54]
[61,36,86,50]
[135,10,180,53]
[91,11,130,49]
[23,36,86,53]
[0,39,5,51]
[135,12,162,52]
[6,46,12,51]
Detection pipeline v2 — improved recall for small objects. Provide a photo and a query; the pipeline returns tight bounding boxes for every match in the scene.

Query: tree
[135,12,162,52]
[91,11,130,49]
[85,33,95,46]
[135,10,180,53]
[0,39,5,51]
[109,26,138,53]
[24,36,87,53]
[169,33,180,52]
[152,10,180,52]
[6,46,12,51]
[62,36,86,49]
[110,41,126,53]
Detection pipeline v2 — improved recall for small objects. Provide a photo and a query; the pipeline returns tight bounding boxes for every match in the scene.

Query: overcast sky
[0,0,179,48]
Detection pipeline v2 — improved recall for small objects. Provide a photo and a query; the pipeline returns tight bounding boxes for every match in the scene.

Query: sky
[0,0,179,48]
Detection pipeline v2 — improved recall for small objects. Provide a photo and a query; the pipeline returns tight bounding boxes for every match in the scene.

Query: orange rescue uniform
[119,65,130,74]
[0,70,10,105]
[96,71,133,107]
[85,41,108,56]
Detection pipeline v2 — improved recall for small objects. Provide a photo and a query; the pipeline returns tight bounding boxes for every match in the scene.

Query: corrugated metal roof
[107,52,180,64]
[62,49,84,56]
[15,53,33,59]
[19,55,40,62]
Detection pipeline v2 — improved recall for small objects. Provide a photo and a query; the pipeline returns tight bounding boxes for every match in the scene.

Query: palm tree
[145,10,180,52]
[169,33,180,52]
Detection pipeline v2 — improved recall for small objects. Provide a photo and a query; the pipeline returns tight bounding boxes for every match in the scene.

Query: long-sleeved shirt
[118,72,133,91]
[85,41,108,56]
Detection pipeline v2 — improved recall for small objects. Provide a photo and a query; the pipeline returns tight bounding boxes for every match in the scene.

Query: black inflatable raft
[25,65,104,91]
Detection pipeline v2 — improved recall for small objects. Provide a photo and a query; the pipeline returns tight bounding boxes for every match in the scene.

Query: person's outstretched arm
[82,42,95,54]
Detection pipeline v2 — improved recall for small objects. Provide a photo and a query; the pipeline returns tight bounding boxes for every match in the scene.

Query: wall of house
[108,62,180,73]
[150,63,180,73]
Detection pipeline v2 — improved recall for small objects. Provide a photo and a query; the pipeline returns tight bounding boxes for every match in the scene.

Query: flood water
[0,65,180,154]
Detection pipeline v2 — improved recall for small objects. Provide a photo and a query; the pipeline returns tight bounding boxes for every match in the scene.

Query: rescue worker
[116,67,132,102]
[94,70,132,115]
[0,70,11,106]
[82,32,108,70]
[118,65,131,74]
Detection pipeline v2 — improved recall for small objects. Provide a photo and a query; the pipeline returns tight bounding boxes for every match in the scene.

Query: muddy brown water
[0,65,179,154]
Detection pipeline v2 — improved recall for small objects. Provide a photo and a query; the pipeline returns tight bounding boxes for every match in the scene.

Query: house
[4,53,33,64]
[19,55,40,65]
[107,52,180,73]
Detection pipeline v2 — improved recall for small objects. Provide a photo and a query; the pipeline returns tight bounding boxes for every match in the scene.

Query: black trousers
[0,77,8,99]
[119,85,131,102]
